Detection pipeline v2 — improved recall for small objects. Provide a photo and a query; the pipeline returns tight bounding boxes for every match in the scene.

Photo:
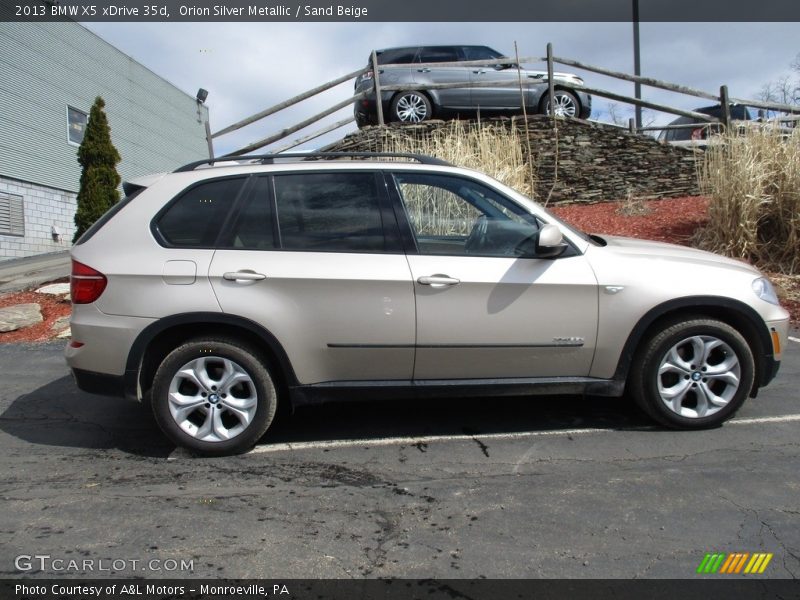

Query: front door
[388,171,598,380]
[412,46,472,110]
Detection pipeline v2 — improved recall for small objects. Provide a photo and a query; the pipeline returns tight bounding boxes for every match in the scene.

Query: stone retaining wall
[326,117,702,204]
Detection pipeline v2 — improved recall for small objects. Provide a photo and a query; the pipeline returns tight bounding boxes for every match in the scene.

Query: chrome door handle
[223,270,266,282]
[472,69,487,74]
[417,274,460,287]
[417,68,431,73]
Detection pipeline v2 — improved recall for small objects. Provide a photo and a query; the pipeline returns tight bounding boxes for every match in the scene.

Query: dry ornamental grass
[379,120,534,198]
[697,125,800,274]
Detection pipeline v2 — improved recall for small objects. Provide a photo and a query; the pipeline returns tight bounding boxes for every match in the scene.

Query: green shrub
[73,97,121,242]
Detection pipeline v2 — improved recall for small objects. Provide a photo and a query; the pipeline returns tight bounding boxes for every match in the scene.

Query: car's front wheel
[390,91,432,123]
[151,338,277,456]
[629,318,755,429]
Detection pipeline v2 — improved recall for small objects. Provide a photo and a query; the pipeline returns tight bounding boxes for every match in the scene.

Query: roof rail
[173,152,452,173]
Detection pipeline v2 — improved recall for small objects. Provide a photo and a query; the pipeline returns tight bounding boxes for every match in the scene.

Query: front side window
[392,173,540,257]
[273,172,386,252]
[463,46,504,61]
[67,106,88,145]
[155,177,246,247]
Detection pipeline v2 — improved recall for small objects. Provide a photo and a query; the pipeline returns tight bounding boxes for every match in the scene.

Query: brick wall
[327,116,702,204]
[0,177,76,260]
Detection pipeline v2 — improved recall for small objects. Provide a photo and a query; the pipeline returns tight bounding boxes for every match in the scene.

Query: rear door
[208,171,416,385]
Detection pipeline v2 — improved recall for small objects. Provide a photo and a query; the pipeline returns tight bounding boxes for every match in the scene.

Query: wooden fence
[208,43,800,158]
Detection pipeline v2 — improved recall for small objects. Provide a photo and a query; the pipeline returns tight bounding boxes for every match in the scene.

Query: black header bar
[2,0,799,22]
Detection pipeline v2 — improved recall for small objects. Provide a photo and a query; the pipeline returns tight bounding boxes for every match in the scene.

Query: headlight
[752,277,780,305]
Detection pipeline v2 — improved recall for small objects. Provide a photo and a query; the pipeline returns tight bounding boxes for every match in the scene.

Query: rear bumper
[71,368,126,398]
[354,93,391,126]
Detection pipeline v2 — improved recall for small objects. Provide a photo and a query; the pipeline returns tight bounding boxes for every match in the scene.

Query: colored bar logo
[696,552,773,574]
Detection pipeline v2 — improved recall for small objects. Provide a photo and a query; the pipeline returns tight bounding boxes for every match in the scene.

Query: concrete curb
[0,251,71,294]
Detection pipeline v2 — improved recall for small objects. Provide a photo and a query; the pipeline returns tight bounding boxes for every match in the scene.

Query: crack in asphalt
[722,495,800,579]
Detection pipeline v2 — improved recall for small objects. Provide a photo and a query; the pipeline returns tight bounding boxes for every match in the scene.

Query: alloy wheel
[395,93,429,122]
[656,335,741,419]
[167,356,258,442]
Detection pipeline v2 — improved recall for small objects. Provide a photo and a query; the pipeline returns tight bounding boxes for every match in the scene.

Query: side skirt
[289,376,625,407]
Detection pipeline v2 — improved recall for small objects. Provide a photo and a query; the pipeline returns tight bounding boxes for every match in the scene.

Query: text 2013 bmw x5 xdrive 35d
[66,152,789,455]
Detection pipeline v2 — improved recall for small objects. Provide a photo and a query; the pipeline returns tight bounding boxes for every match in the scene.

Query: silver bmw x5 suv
[354,45,591,126]
[66,152,789,455]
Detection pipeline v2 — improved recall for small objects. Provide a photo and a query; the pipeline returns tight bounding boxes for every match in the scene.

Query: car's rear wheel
[391,91,432,123]
[629,318,755,429]
[151,338,277,456]
[540,89,580,118]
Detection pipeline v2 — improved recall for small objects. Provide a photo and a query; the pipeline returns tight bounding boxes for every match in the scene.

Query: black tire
[151,337,277,456]
[628,318,755,429]
[390,91,432,123]
[540,89,580,118]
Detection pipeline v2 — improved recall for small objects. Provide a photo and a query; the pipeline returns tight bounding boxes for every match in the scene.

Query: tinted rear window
[375,48,419,65]
[219,177,275,250]
[155,177,246,247]
[418,46,462,63]
[273,172,386,252]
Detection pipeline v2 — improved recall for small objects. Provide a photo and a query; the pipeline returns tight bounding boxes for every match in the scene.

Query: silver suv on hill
[354,45,592,126]
[66,152,788,455]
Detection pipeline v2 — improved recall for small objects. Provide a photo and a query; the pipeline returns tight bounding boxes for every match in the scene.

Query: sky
[82,21,800,156]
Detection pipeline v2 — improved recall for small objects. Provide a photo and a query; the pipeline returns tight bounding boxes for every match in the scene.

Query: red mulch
[550,196,710,245]
[0,196,796,344]
[0,279,72,343]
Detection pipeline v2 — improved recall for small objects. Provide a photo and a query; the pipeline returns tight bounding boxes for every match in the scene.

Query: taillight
[71,260,107,304]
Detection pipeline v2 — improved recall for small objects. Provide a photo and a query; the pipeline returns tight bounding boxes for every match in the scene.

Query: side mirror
[534,224,568,259]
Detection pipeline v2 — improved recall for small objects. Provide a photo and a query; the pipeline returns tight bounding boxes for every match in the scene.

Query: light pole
[196,88,214,159]
[633,0,642,131]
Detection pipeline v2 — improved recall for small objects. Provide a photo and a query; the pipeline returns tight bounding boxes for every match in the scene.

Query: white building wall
[0,21,209,260]
[0,176,76,259]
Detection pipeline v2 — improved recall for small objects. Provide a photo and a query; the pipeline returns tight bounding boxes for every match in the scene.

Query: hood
[596,235,759,275]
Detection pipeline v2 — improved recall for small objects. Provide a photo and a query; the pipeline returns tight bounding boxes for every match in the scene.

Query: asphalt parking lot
[0,340,798,579]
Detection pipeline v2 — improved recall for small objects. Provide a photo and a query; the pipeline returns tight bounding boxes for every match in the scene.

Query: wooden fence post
[720,85,731,131]
[628,118,636,134]
[372,50,385,127]
[547,43,555,124]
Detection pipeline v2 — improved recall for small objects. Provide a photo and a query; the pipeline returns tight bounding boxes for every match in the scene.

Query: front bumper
[577,90,592,119]
[760,317,790,387]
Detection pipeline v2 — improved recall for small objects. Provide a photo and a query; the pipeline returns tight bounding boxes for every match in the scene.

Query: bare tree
[604,102,656,132]
[758,53,799,121]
